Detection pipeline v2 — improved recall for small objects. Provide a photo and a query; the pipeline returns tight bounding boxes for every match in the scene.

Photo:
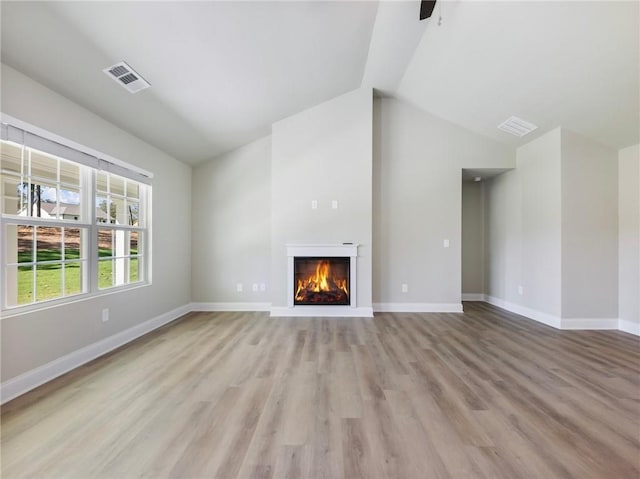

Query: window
[96,172,145,290]
[1,120,151,311]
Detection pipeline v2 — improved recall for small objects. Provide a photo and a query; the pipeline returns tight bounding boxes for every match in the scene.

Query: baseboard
[484,295,562,329]
[461,294,486,301]
[270,306,374,317]
[0,303,192,405]
[191,302,272,312]
[618,319,640,336]
[561,318,618,330]
[373,302,463,313]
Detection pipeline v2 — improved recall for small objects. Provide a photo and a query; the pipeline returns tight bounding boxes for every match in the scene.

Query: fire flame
[295,260,349,301]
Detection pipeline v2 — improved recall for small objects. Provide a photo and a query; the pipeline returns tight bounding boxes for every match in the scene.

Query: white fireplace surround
[270,243,367,317]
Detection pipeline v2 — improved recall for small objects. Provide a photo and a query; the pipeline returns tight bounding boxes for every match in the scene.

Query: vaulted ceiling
[2,1,638,166]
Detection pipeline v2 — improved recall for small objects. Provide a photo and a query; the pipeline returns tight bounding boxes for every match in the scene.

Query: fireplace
[294,257,350,305]
[280,243,360,316]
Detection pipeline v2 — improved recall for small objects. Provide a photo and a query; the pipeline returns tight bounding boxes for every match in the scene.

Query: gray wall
[561,130,618,319]
[271,88,373,308]
[619,144,640,329]
[485,128,623,324]
[372,97,514,305]
[485,169,522,303]
[461,181,485,295]
[1,65,192,381]
[191,136,271,303]
[485,128,563,317]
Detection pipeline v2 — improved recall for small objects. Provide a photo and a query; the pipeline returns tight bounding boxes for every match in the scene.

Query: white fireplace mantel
[270,243,368,317]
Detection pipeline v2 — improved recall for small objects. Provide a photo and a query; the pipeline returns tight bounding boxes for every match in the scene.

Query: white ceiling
[398,0,640,150]
[1,1,638,166]
[1,1,379,164]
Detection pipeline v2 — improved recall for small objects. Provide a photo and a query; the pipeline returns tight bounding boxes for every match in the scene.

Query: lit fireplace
[294,257,350,305]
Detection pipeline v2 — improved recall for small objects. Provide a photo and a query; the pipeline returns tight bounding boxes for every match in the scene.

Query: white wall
[561,130,618,319]
[1,64,192,382]
[619,144,640,333]
[461,181,485,295]
[372,98,514,307]
[191,136,271,304]
[271,88,373,309]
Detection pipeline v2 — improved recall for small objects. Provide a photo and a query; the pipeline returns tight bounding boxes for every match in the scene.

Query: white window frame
[0,115,152,314]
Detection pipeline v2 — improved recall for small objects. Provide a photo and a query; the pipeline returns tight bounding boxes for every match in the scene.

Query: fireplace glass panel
[294,257,350,305]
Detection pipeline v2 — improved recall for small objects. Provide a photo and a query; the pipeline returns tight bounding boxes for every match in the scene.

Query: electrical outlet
[311,200,318,210]
[402,283,408,293]
[236,283,243,292]
[518,285,524,295]
[101,308,109,322]
[443,239,450,248]
[331,200,338,209]
[252,283,258,292]
[260,283,266,292]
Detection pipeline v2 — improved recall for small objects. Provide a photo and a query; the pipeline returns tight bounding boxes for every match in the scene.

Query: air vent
[498,116,538,137]
[103,61,150,94]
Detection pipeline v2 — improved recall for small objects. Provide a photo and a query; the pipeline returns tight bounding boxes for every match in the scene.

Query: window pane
[98,229,113,257]
[30,150,57,183]
[59,188,81,221]
[36,263,62,302]
[128,201,139,226]
[26,183,57,218]
[130,257,139,283]
[64,262,83,296]
[64,228,82,260]
[1,141,23,174]
[130,230,139,254]
[37,226,62,262]
[2,174,22,215]
[96,172,108,193]
[6,265,34,306]
[17,226,34,263]
[126,181,139,199]
[98,259,113,289]
[59,160,80,187]
[111,176,125,196]
[96,196,112,223]
[112,197,126,225]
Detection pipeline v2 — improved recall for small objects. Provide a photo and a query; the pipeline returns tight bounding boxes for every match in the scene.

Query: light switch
[443,239,450,248]
[236,283,243,292]
[331,200,338,209]
[401,283,408,293]
[311,200,318,210]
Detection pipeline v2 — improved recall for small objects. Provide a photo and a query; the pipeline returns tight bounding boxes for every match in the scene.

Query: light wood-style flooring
[2,302,639,478]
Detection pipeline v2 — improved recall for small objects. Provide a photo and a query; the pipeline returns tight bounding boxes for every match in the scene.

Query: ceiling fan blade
[419,0,437,21]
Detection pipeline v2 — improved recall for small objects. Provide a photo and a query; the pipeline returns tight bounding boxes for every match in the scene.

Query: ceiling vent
[103,61,150,94]
[498,116,538,137]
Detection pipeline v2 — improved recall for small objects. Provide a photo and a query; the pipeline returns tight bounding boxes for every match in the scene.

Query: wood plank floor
[2,302,639,478]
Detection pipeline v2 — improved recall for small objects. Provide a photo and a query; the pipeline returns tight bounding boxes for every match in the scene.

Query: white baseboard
[483,296,626,332]
[484,295,562,329]
[561,318,618,330]
[618,319,640,336]
[270,306,374,318]
[373,302,463,313]
[461,294,486,301]
[191,302,272,312]
[0,303,192,405]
